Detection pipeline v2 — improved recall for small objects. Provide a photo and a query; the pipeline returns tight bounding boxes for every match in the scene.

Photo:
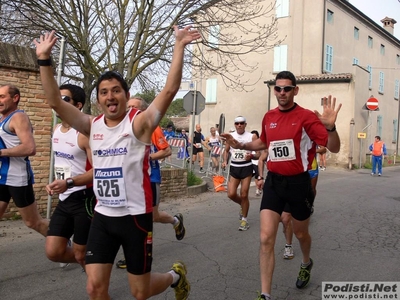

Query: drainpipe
[349,118,355,169]
[321,0,327,73]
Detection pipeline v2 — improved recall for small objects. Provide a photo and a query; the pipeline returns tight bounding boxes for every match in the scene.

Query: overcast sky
[349,0,400,39]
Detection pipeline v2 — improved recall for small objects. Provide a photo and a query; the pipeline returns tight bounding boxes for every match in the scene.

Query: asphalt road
[1,165,400,299]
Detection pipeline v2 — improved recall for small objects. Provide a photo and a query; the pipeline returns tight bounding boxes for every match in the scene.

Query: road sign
[366,97,379,111]
[357,132,366,139]
[183,91,206,115]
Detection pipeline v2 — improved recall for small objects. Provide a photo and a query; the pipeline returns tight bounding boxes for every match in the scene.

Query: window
[273,45,288,72]
[393,119,398,144]
[208,25,220,49]
[327,10,334,23]
[380,44,385,55]
[206,78,217,103]
[325,45,333,73]
[367,65,372,89]
[276,0,289,18]
[395,79,399,100]
[378,72,384,94]
[353,58,359,65]
[368,36,373,48]
[377,115,382,137]
[397,54,400,65]
[354,27,359,40]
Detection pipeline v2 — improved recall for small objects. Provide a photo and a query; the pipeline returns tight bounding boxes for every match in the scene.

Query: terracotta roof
[170,117,190,130]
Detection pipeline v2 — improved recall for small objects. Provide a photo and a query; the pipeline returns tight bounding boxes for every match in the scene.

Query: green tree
[168,98,187,117]
[0,0,279,113]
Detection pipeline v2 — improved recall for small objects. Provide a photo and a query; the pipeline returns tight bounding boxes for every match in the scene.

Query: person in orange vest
[369,136,387,176]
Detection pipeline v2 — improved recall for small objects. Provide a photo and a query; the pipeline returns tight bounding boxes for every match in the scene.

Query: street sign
[183,91,206,115]
[366,97,379,111]
[357,132,366,139]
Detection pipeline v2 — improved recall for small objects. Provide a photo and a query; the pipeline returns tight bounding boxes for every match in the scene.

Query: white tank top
[52,125,90,201]
[0,110,34,186]
[90,109,152,217]
[230,131,253,167]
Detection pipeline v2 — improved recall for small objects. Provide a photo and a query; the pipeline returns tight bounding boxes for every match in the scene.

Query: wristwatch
[66,178,74,189]
[257,176,264,180]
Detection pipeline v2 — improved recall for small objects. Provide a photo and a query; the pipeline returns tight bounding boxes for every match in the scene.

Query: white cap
[234,116,246,123]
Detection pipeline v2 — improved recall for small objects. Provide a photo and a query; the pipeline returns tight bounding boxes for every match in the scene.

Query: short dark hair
[275,71,297,86]
[375,136,381,140]
[96,71,129,97]
[251,130,259,138]
[59,84,86,106]
[1,84,20,104]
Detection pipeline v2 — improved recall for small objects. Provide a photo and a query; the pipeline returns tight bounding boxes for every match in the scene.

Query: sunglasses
[274,85,295,93]
[61,95,71,102]
[235,122,245,125]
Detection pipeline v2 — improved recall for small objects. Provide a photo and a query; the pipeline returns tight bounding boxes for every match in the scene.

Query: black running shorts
[85,212,153,275]
[47,188,95,245]
[229,165,253,180]
[0,184,35,208]
[260,171,314,221]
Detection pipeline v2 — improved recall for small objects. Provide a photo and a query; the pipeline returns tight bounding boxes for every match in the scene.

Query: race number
[94,167,127,207]
[232,149,248,162]
[269,139,296,161]
[54,165,71,180]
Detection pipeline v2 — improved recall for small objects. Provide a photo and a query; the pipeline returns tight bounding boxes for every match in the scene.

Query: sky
[349,0,400,40]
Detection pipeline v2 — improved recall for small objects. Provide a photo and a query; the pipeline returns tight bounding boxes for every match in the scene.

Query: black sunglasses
[274,85,295,93]
[61,95,71,102]
[235,122,245,125]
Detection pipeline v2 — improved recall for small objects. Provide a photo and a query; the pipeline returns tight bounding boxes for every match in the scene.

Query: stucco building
[195,0,400,168]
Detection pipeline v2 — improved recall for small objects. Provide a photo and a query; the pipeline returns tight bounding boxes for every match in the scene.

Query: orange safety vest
[371,141,384,156]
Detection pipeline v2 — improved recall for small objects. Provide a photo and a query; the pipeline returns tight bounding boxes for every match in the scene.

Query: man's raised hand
[33,30,58,60]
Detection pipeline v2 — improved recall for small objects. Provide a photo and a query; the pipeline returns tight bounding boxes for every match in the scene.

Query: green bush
[187,171,202,186]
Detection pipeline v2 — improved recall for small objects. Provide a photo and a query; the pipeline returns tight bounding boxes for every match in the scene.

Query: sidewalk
[1,166,399,299]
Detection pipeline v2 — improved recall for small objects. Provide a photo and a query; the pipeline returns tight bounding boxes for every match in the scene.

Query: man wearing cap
[222,116,254,231]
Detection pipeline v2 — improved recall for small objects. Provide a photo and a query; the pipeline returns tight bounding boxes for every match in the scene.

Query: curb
[187,180,208,196]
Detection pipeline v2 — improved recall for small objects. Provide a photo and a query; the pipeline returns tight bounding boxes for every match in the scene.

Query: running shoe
[238,220,249,231]
[174,213,186,240]
[283,245,294,259]
[171,261,190,300]
[378,173,381,176]
[116,259,127,269]
[255,293,271,300]
[296,258,313,289]
[199,168,205,173]
[255,189,262,196]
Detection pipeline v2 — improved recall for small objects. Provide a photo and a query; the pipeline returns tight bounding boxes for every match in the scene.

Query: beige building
[195,0,400,168]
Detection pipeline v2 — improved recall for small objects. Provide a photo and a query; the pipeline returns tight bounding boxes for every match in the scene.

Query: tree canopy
[0,0,280,113]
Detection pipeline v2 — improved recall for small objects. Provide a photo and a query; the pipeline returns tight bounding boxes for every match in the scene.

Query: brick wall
[160,168,187,200]
[0,43,53,219]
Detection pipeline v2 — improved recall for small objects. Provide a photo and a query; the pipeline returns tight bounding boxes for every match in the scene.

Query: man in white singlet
[35,26,200,300]
[222,116,254,231]
[45,84,95,269]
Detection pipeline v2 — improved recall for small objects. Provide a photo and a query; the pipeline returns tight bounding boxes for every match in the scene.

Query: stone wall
[0,42,53,219]
[160,168,187,200]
